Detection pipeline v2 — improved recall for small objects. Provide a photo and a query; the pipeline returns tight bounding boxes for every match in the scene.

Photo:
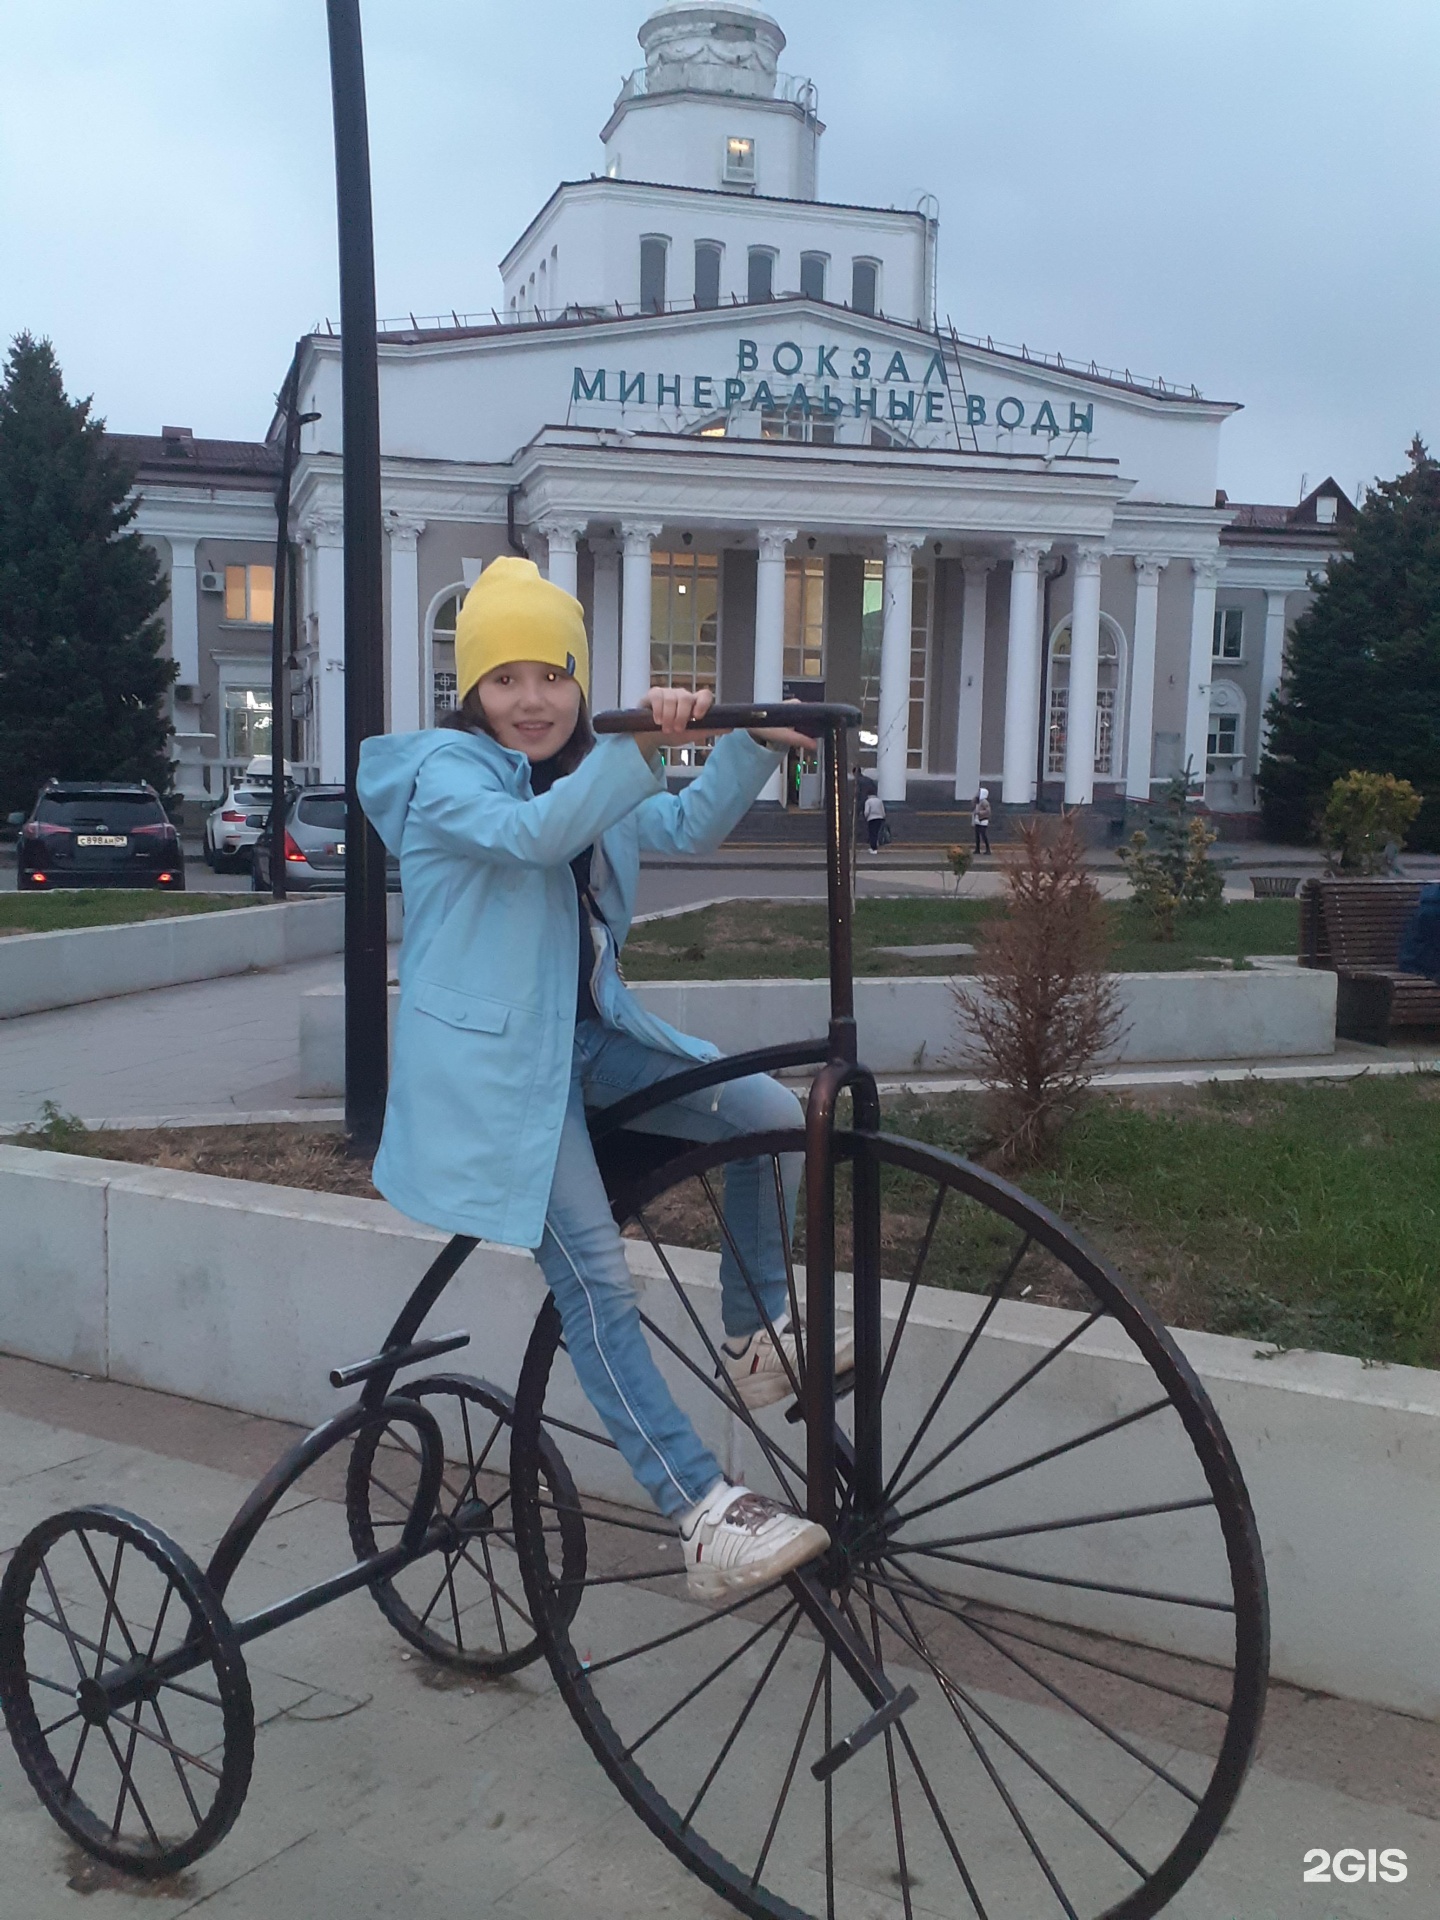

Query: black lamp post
[326,0,389,1154]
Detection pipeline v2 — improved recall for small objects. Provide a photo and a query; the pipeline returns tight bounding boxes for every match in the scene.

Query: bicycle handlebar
[592,702,861,735]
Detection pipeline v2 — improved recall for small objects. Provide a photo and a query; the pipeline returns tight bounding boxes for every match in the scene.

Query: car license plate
[77,835,127,846]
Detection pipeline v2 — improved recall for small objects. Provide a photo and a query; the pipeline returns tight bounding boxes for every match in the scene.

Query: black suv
[15,782,185,890]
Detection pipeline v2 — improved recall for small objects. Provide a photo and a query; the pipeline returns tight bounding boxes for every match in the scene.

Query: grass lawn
[621,895,1301,980]
[0,890,257,937]
[13,1068,1438,1370]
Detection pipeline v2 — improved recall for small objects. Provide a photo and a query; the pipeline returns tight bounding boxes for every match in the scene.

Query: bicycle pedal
[783,1366,856,1423]
[811,1685,918,1781]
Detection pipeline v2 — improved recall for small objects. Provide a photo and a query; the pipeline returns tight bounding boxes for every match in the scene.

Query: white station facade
[120,0,1352,829]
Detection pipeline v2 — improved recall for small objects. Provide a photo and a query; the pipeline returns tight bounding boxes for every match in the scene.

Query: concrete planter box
[0,895,403,1020]
[298,967,1337,1095]
[0,1141,1434,1719]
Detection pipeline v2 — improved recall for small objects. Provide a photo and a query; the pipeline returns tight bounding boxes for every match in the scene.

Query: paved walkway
[0,1355,1436,1919]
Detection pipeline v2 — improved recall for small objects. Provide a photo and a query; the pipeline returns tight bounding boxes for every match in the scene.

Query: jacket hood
[357,728,525,854]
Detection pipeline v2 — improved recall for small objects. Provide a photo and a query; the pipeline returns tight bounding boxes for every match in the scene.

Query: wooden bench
[1298,879,1440,1043]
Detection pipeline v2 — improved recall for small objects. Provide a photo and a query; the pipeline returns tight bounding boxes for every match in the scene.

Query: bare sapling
[956,815,1122,1166]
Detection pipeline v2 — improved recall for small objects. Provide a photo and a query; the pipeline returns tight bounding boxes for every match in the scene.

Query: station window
[430,590,462,717]
[639,236,668,314]
[694,240,722,310]
[650,549,719,699]
[859,559,931,769]
[222,682,272,760]
[1212,607,1244,659]
[761,406,835,446]
[783,557,825,681]
[800,252,827,301]
[1047,625,1123,778]
[851,258,879,316]
[724,135,756,186]
[1207,709,1241,766]
[747,248,775,303]
[224,564,274,625]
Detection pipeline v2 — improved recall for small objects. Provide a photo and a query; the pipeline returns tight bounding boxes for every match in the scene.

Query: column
[1259,586,1290,754]
[539,516,586,599]
[304,514,346,784]
[1125,557,1164,801]
[753,527,796,803]
[385,514,425,735]
[589,536,621,712]
[952,558,994,801]
[1000,540,1047,805]
[1184,556,1223,792]
[878,533,925,803]
[619,520,662,706]
[1062,545,1106,807]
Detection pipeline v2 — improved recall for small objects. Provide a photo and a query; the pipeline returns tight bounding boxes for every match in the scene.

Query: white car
[203,757,295,871]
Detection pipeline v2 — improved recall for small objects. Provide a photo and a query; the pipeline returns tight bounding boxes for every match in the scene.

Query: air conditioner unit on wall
[199,570,224,593]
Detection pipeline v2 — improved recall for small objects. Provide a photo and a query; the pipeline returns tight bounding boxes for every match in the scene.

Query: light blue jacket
[356,725,782,1247]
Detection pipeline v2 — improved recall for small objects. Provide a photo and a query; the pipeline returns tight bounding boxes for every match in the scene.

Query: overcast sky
[2,0,1435,503]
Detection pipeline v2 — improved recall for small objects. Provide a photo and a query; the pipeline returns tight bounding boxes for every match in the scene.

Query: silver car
[250,785,400,892]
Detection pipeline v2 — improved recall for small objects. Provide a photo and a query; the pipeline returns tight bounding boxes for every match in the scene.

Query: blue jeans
[535,1022,805,1518]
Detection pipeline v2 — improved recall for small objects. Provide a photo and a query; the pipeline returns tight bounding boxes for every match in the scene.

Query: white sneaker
[679,1483,829,1601]
[722,1315,855,1410]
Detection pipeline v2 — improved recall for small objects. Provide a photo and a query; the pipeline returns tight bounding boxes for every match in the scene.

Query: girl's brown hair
[438,683,594,785]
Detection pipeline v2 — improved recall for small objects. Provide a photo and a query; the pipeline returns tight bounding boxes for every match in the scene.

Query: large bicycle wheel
[346,1372,584,1678]
[512,1127,1267,1920]
[0,1506,254,1876]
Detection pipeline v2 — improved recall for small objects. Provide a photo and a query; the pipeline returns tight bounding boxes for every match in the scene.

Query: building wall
[601,95,817,201]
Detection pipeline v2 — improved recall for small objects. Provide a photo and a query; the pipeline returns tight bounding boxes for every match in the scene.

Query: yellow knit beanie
[454,556,589,703]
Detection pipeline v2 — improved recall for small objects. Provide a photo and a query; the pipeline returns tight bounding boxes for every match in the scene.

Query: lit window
[649,549,719,702]
[724,136,755,185]
[222,683,271,759]
[1212,607,1243,659]
[800,252,827,301]
[851,259,878,316]
[761,406,834,446]
[1316,493,1339,524]
[640,236,668,314]
[747,248,775,303]
[783,557,825,681]
[694,240,722,310]
[224,564,274,625]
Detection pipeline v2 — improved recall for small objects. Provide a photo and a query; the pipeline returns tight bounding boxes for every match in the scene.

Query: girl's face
[475,659,582,760]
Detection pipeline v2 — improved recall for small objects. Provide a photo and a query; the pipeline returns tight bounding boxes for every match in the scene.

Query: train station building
[118,0,1353,830]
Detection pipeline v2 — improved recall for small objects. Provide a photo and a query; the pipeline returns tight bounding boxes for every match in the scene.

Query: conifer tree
[0,333,174,817]
[1261,437,1440,850]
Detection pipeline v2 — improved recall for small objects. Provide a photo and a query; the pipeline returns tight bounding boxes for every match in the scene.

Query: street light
[325,0,389,1155]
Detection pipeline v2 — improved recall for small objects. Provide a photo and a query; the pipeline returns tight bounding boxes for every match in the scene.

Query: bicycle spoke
[974,1616,1232,1717]
[101,1712,162,1851]
[76,1533,126,1683]
[872,1585,1084,1917]
[148,1692,205,1826]
[39,1709,83,1738]
[632,1213,806,1506]
[583,1583,777,1677]
[623,1601,795,1760]
[683,1609,803,1832]
[891,1540,1236,1612]
[854,1578,991,1920]
[879,1182,947,1396]
[444,1558,465,1651]
[107,1707,224,1782]
[844,1588,913,1920]
[898,1494,1215,1554]
[23,1670,75,1697]
[368,1469,417,1516]
[63,1719,92,1800]
[878,1557,1205,1806]
[698,1170,803,1404]
[540,1411,619,1453]
[748,1639,825,1888]
[896,1396,1172,1530]
[545,1500,673,1541]
[883,1233,1034,1502]
[822,1646,835,1920]
[36,1566,89,1683]
[771,1152,806,1382]
[890,1308,1106,1512]
[415,1553,460,1632]
[479,1537,510,1653]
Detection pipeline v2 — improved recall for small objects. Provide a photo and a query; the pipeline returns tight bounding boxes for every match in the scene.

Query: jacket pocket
[412,980,511,1034]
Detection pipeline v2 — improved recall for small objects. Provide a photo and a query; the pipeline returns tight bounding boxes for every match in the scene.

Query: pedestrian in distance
[357,558,854,1602]
[973,786,993,856]
[864,788,888,853]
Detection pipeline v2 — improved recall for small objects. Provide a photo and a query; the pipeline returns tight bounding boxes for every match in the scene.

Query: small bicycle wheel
[346,1372,585,1677]
[0,1506,254,1877]
[512,1127,1267,1920]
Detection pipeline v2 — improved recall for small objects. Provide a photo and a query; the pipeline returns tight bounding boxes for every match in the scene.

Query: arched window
[851,258,879,315]
[694,240,722,310]
[428,587,464,720]
[747,247,775,303]
[640,236,668,314]
[800,252,827,301]
[1045,615,1128,779]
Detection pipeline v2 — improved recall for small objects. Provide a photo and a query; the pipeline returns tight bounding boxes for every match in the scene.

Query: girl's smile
[476,659,583,760]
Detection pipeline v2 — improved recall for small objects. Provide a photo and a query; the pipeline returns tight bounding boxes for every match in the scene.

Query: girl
[972,786,992,856]
[357,556,852,1600]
